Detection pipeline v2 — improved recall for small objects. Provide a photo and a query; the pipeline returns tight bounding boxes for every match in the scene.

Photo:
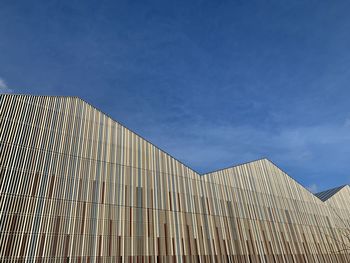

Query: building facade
[0,94,349,262]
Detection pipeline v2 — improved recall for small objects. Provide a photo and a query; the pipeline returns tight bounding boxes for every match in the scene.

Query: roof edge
[2,94,348,195]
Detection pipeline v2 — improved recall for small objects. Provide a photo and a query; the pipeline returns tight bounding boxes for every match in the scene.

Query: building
[0,94,349,262]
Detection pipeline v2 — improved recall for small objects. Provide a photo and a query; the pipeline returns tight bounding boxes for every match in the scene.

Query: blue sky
[1,0,350,192]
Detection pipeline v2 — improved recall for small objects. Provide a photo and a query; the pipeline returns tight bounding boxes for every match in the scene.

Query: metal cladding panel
[315,185,347,202]
[322,185,350,237]
[1,94,349,262]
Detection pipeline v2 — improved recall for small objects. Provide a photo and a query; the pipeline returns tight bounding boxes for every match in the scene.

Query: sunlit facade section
[0,94,349,262]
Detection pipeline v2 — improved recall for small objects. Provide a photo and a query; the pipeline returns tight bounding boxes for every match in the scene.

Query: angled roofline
[1,94,348,196]
[77,95,205,175]
[315,184,349,202]
[203,157,325,199]
[1,93,201,175]
[202,157,269,175]
[3,94,272,176]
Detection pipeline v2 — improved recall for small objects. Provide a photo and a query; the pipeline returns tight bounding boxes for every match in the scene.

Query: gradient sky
[1,0,350,193]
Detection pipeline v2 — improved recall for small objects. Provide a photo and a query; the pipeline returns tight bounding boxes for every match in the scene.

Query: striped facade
[0,94,349,262]
[316,185,350,244]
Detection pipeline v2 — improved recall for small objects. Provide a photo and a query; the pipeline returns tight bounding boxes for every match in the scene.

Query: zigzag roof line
[2,94,347,202]
[315,185,349,202]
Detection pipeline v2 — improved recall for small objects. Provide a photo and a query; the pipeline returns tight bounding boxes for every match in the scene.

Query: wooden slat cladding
[0,94,349,261]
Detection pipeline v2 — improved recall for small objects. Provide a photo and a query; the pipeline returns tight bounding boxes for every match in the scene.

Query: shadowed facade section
[0,94,349,262]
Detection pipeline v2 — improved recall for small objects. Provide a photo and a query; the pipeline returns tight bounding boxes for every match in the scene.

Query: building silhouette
[1,94,349,262]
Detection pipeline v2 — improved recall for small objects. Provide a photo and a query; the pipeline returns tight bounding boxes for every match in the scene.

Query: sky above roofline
[1,0,350,193]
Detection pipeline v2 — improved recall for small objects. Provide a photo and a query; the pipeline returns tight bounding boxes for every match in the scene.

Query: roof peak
[1,94,348,195]
[315,185,349,202]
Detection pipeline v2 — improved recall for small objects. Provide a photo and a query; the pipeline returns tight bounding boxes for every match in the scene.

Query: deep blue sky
[1,0,350,192]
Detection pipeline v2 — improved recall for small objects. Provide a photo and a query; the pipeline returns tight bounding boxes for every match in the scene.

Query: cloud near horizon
[306,184,319,193]
[0,77,13,93]
[1,0,350,193]
[143,116,350,190]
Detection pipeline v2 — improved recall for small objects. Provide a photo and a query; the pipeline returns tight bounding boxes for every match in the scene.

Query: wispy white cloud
[306,183,319,193]
[0,77,13,93]
[146,116,350,188]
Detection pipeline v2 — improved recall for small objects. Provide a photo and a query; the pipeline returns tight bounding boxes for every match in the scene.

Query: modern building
[0,94,349,262]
